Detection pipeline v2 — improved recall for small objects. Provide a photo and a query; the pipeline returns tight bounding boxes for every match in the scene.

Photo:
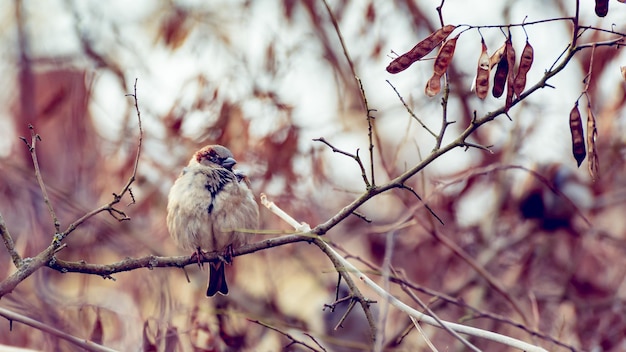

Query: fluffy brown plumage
[166,145,259,296]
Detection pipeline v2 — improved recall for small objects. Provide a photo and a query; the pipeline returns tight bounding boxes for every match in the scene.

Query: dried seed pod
[595,0,609,17]
[514,40,534,97]
[569,102,586,167]
[475,39,490,99]
[425,73,442,97]
[387,25,456,74]
[432,36,458,76]
[505,36,516,108]
[587,104,599,181]
[492,44,508,98]
[489,43,506,69]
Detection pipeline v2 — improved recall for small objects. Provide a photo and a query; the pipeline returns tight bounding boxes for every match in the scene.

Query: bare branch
[0,211,22,268]
[46,234,311,277]
[321,0,377,187]
[21,124,61,233]
[314,137,371,189]
[0,307,116,352]
[249,319,325,352]
[397,184,444,225]
[386,80,438,138]
[59,79,145,241]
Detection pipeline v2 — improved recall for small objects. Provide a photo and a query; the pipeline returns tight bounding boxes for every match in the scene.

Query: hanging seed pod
[505,36,516,108]
[425,73,442,97]
[475,39,490,99]
[595,0,609,17]
[514,41,534,97]
[432,36,459,76]
[492,44,508,98]
[587,104,599,181]
[489,43,506,69]
[569,102,586,167]
[387,25,457,74]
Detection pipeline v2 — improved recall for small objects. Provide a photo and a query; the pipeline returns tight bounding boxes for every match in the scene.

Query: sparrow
[166,145,259,296]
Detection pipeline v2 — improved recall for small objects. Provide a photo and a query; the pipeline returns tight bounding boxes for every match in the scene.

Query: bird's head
[193,145,237,170]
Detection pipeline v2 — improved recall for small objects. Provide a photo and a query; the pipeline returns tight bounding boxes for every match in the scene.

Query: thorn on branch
[351,211,372,223]
[127,188,136,206]
[463,143,494,153]
[107,207,130,221]
[398,184,444,225]
[19,136,32,151]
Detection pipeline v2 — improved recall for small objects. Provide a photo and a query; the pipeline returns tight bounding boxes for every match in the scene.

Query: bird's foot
[218,244,234,266]
[193,248,204,269]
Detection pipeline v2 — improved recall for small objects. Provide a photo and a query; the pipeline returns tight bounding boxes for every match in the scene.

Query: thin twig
[20,125,61,233]
[360,78,377,188]
[122,78,144,204]
[395,268,481,352]
[0,211,22,268]
[314,137,371,189]
[59,79,145,241]
[386,80,438,138]
[313,237,378,344]
[0,307,117,352]
[436,0,446,27]
[434,81,454,151]
[572,0,580,48]
[321,0,377,188]
[463,142,494,153]
[249,319,324,352]
[409,316,439,352]
[397,184,444,225]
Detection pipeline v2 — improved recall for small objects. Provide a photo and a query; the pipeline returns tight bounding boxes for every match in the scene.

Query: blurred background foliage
[1,0,626,351]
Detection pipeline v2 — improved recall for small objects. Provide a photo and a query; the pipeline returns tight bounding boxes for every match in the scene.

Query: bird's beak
[221,157,237,170]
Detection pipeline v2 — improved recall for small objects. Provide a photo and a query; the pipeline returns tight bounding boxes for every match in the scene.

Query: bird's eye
[207,152,220,164]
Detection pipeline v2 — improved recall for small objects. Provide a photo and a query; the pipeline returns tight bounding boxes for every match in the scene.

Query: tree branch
[0,211,21,268]
[20,125,61,233]
[0,307,116,352]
